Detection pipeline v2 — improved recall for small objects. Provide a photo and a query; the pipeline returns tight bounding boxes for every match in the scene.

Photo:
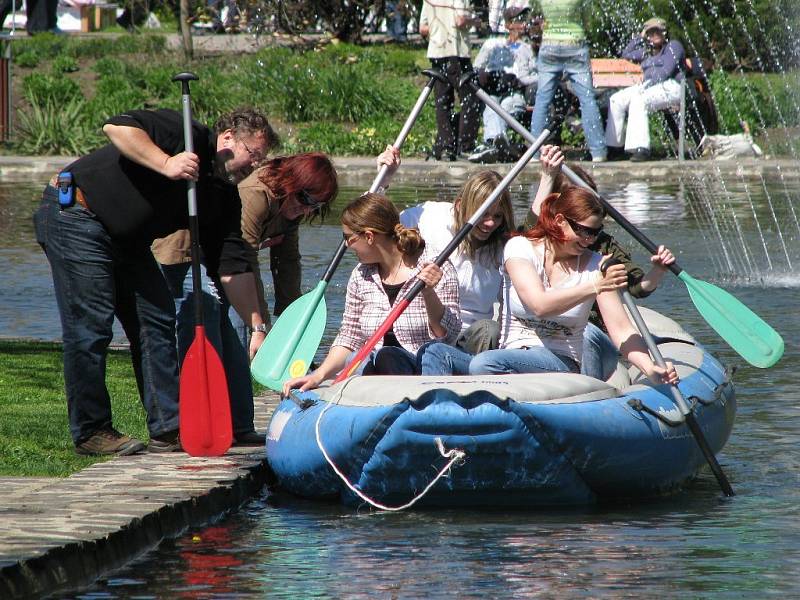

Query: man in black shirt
[33,107,273,456]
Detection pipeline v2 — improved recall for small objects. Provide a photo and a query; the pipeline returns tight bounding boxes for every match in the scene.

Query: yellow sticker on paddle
[289,359,307,378]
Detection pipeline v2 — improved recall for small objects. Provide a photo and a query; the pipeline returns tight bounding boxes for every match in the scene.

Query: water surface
[4,173,799,598]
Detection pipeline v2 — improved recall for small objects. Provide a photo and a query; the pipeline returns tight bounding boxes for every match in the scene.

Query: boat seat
[315,372,621,408]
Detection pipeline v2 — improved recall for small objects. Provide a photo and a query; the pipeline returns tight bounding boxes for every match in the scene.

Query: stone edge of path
[1,155,799,185]
[0,392,280,599]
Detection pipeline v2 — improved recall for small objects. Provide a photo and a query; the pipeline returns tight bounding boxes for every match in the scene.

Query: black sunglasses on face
[342,231,361,244]
[298,189,324,208]
[565,216,603,238]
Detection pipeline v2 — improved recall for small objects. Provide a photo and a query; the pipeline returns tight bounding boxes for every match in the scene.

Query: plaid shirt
[333,249,461,353]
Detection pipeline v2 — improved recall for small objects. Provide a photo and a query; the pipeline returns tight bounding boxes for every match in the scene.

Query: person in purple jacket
[605,17,686,161]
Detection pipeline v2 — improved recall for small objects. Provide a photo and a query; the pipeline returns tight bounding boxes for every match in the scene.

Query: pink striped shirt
[333,249,461,353]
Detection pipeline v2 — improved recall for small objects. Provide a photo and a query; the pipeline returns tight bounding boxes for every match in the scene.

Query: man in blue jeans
[33,107,273,456]
[529,0,606,162]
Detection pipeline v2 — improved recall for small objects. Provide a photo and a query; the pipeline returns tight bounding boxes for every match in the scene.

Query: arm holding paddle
[104,123,200,180]
[595,284,679,385]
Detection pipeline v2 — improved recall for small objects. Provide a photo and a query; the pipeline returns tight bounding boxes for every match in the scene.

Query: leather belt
[49,174,89,209]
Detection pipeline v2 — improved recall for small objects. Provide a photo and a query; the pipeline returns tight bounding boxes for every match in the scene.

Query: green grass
[0,340,147,477]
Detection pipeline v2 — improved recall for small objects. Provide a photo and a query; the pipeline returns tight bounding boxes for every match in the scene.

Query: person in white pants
[605,17,685,161]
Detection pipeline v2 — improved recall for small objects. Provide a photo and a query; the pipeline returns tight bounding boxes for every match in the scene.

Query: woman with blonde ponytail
[283,193,461,393]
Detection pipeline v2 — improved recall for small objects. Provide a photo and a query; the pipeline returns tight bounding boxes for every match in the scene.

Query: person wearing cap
[529,0,607,162]
[469,6,538,163]
[605,17,686,161]
[152,152,338,447]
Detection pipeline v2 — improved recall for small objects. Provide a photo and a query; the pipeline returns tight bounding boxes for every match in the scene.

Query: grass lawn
[0,340,147,477]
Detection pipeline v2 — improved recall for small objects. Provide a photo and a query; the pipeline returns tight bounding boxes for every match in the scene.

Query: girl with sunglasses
[521,145,675,380]
[282,192,461,393]
[468,186,678,385]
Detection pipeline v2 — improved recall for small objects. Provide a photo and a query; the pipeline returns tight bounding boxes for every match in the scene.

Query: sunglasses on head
[565,216,603,238]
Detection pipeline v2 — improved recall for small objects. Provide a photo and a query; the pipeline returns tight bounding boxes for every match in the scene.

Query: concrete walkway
[0,391,281,599]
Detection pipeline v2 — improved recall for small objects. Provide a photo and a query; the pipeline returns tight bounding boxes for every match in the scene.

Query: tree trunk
[180,0,193,60]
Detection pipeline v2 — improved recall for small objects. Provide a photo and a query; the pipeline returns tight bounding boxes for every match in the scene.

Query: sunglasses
[565,216,604,239]
[298,189,324,209]
[342,230,361,245]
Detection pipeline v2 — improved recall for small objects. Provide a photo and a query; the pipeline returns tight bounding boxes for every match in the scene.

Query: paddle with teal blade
[561,164,784,369]
[251,243,344,389]
[463,75,784,369]
[251,69,448,390]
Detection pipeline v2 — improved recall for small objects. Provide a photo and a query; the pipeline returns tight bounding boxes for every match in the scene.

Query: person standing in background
[25,0,59,34]
[419,0,482,161]
[529,0,606,162]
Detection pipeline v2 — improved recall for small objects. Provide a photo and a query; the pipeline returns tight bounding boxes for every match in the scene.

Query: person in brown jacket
[153,152,338,445]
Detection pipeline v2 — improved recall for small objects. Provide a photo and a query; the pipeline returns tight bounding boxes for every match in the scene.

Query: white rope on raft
[314,379,466,512]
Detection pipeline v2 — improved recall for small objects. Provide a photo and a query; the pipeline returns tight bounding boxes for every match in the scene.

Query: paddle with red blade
[465,75,784,369]
[334,127,552,383]
[174,72,233,457]
[251,69,448,391]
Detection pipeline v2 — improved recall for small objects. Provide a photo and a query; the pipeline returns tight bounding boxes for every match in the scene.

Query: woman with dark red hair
[236,152,338,337]
[152,152,337,447]
[468,186,678,383]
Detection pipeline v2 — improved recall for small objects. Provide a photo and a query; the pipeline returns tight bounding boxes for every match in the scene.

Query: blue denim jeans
[34,186,179,444]
[581,322,620,380]
[468,346,580,375]
[160,263,255,435]
[346,346,418,376]
[418,341,473,376]
[530,44,606,159]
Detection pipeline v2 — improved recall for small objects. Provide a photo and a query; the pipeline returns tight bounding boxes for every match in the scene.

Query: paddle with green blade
[562,164,783,369]
[464,75,784,369]
[251,69,448,391]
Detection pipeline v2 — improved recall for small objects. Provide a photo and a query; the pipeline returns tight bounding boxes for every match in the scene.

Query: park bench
[590,57,719,159]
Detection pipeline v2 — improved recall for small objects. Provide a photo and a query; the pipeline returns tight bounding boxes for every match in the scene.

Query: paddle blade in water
[680,271,784,368]
[179,328,233,456]
[251,292,327,391]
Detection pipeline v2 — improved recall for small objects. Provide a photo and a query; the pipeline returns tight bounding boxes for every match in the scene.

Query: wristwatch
[250,323,269,335]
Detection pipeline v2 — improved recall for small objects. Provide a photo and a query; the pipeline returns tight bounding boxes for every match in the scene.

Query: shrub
[22,73,82,105]
[15,97,104,155]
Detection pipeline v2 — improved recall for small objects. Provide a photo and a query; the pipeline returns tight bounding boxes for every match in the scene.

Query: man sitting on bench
[605,17,685,162]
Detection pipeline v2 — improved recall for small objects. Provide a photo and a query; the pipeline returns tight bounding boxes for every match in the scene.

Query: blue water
[5,171,800,597]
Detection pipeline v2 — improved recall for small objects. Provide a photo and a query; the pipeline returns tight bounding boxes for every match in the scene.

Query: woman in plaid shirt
[283,193,461,393]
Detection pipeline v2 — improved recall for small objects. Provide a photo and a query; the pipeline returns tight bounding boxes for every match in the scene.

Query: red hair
[521,187,605,243]
[258,152,338,219]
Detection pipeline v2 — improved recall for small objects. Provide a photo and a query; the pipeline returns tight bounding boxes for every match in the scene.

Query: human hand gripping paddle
[334,126,552,383]
[601,258,735,496]
[251,69,449,391]
[174,72,233,457]
[464,75,784,369]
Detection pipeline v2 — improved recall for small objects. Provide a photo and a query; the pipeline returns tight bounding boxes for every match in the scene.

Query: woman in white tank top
[469,187,678,384]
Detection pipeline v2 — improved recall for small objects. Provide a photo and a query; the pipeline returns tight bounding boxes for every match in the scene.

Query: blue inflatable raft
[266,308,736,508]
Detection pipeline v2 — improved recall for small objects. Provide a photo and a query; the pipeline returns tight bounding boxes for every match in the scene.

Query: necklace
[382,255,405,283]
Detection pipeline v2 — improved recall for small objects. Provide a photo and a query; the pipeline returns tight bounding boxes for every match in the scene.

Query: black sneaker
[607,146,626,161]
[468,143,500,163]
[629,148,651,162]
[75,428,146,456]
[148,429,182,453]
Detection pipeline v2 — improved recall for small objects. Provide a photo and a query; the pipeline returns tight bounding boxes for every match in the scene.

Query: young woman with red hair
[467,186,678,383]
